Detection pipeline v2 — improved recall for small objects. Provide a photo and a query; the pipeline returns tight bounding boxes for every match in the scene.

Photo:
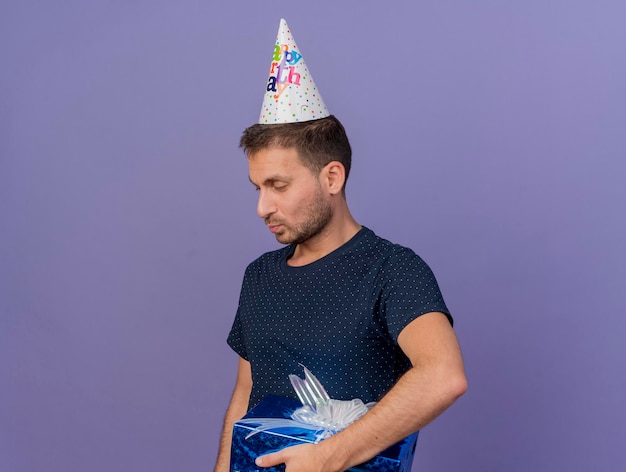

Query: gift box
[231,394,418,472]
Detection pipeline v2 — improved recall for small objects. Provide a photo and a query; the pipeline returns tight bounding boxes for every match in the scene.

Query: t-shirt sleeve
[226,309,248,360]
[380,247,452,342]
[226,269,251,361]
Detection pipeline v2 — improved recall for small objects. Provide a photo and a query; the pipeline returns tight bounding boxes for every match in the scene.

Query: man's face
[248,147,332,245]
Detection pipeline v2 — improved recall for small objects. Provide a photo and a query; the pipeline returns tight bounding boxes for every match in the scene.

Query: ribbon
[238,366,375,443]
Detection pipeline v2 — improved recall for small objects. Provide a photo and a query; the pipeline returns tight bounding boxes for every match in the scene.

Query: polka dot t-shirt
[227,227,451,408]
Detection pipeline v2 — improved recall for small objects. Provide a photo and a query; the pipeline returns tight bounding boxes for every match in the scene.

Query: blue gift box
[231,395,418,472]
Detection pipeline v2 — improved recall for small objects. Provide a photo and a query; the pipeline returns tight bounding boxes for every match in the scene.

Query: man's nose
[256,189,275,219]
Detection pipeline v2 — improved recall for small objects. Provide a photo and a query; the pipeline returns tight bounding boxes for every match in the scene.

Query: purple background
[2,1,625,471]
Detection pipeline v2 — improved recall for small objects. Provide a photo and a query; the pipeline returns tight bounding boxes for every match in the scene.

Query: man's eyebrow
[248,175,292,186]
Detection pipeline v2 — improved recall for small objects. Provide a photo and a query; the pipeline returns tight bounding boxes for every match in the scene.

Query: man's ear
[321,161,346,195]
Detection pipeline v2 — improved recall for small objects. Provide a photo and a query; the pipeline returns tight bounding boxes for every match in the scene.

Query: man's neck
[288,214,361,267]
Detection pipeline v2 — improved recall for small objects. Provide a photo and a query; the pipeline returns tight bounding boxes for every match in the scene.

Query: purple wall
[2,1,625,470]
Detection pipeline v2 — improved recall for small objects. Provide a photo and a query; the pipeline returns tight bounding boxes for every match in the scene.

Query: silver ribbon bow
[238,366,375,443]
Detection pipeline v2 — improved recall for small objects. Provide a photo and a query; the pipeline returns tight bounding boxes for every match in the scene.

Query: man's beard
[272,193,333,245]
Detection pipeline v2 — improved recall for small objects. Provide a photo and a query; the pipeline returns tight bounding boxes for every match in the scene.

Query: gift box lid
[233,394,418,467]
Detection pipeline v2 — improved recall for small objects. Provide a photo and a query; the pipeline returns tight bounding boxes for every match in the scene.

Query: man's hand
[255,443,339,472]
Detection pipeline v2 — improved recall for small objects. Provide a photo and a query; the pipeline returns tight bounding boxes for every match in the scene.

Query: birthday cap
[258,19,330,124]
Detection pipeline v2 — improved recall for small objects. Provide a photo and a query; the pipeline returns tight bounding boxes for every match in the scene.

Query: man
[215,20,467,472]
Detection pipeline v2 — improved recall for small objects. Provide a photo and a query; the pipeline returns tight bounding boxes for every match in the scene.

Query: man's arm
[256,311,467,472]
[214,357,253,472]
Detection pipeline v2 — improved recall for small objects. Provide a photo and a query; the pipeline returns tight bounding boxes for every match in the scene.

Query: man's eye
[274,184,287,191]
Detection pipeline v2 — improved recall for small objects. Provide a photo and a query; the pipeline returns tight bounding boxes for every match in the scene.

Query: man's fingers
[255,451,283,468]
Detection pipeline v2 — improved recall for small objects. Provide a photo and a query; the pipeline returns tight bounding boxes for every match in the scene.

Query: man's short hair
[239,115,352,189]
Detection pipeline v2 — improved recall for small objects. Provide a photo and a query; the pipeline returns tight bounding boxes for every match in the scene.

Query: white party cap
[258,19,330,124]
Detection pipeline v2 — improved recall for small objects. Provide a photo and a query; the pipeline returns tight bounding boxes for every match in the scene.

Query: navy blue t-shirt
[227,227,451,408]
